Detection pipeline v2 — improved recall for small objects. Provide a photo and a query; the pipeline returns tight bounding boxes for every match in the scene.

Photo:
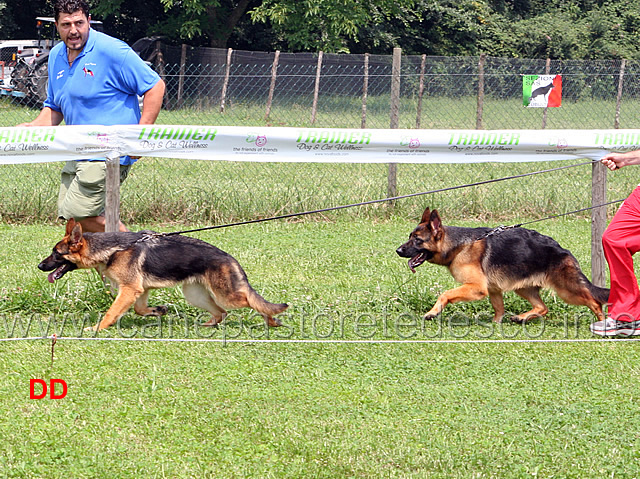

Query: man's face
[56,10,91,52]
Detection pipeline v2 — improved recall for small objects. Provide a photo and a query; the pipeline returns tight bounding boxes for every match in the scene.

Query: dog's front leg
[424,284,488,320]
[134,289,168,317]
[488,291,506,323]
[86,285,143,331]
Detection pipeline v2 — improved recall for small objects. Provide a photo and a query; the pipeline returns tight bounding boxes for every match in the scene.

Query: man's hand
[601,151,640,171]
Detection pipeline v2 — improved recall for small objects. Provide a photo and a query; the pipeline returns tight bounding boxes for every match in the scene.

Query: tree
[9,0,640,60]
[348,0,516,56]
[95,0,417,52]
[155,0,262,47]
[0,0,50,39]
[249,0,417,52]
[91,0,169,44]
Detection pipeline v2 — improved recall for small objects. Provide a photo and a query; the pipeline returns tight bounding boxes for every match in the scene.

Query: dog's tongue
[47,264,70,283]
[408,252,427,273]
[408,259,416,274]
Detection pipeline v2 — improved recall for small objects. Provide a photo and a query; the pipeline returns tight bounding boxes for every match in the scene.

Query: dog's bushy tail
[589,283,610,305]
[247,289,288,317]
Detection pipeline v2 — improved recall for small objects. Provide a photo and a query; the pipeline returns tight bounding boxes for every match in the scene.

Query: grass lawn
[2,218,640,478]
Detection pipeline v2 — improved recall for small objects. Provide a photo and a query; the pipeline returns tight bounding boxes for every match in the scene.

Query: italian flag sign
[523,75,562,107]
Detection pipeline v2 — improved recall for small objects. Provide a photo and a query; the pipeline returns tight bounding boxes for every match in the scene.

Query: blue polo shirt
[44,29,161,165]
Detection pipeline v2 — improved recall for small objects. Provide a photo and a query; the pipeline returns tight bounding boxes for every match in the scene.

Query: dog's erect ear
[69,222,84,250]
[429,209,443,237]
[65,218,77,236]
[420,207,431,224]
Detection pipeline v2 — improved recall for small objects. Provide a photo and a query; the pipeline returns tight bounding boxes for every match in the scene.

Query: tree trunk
[206,0,256,48]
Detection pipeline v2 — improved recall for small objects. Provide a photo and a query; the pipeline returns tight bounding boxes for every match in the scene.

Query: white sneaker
[590,318,640,337]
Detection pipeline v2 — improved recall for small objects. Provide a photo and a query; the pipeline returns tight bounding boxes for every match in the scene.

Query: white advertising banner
[0,124,639,164]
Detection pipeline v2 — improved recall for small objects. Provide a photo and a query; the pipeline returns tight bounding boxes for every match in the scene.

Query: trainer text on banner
[0,125,118,163]
[2,126,640,164]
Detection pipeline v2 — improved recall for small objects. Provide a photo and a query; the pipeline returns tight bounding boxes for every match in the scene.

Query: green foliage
[155,0,261,47]
[91,0,170,43]
[0,0,49,39]
[3,0,640,58]
[249,0,416,52]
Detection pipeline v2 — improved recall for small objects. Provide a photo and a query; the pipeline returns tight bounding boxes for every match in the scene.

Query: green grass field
[0,157,637,225]
[2,218,640,478]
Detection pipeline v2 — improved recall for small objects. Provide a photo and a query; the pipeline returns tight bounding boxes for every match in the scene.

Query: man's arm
[17,107,64,127]
[601,150,640,171]
[139,80,166,125]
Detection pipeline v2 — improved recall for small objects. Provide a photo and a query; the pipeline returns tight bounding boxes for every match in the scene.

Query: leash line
[157,159,599,237]
[481,198,624,238]
[517,199,623,227]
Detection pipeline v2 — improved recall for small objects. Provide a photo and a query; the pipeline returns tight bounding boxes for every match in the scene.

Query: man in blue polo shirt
[19,0,165,232]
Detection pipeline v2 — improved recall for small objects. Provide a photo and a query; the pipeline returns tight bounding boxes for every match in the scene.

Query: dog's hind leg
[182,283,227,326]
[134,289,168,317]
[511,287,548,323]
[547,261,607,321]
[551,283,606,321]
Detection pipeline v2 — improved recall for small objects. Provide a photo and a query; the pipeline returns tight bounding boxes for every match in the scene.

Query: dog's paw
[154,305,169,316]
[84,325,98,332]
[423,313,439,321]
[509,314,542,324]
[267,317,282,327]
[145,305,168,317]
[201,318,221,328]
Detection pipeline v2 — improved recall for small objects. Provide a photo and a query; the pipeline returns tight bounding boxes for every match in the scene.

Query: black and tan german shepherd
[396,208,609,323]
[38,219,288,331]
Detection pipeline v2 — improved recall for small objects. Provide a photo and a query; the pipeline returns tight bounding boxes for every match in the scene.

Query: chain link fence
[1,44,639,224]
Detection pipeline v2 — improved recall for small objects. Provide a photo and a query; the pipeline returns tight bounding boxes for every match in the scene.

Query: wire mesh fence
[1,45,639,224]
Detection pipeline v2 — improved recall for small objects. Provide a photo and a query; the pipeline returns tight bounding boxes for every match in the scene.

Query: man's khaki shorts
[58,160,131,220]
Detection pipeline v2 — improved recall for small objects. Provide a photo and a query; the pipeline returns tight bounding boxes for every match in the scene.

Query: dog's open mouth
[47,262,77,283]
[408,253,428,273]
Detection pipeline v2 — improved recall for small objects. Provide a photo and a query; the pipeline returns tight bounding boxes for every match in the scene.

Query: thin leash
[141,159,603,240]
[482,199,624,238]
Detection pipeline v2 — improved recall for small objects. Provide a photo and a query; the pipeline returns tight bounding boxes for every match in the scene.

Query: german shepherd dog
[38,219,288,331]
[396,208,609,323]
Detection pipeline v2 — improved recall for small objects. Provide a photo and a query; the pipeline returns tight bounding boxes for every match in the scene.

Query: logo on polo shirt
[83,63,97,77]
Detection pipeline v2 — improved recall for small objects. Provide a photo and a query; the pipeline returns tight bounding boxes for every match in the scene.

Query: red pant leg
[602,186,640,321]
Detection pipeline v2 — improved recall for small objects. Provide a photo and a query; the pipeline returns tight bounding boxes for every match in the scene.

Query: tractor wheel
[31,62,48,105]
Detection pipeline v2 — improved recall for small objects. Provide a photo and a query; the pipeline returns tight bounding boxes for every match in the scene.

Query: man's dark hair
[54,0,90,21]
